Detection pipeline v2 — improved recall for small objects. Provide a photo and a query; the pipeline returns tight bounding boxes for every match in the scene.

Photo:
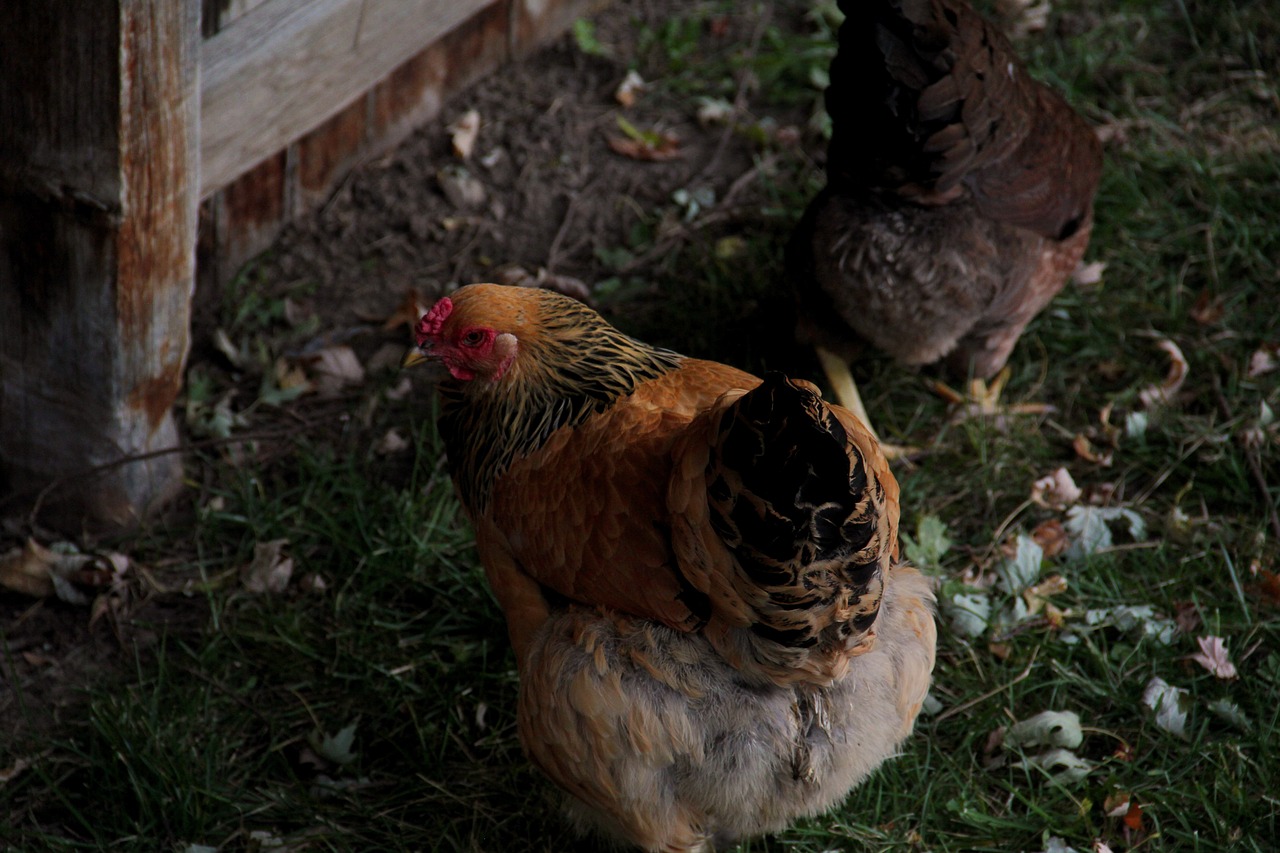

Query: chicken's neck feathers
[438,319,683,514]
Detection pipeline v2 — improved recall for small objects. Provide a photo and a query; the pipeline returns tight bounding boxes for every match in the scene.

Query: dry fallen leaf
[437,164,487,208]
[1142,676,1189,739]
[241,539,294,594]
[302,345,366,397]
[1246,342,1279,378]
[1173,600,1202,634]
[0,755,37,786]
[274,356,312,396]
[696,96,735,126]
[614,70,645,107]
[1024,574,1068,621]
[376,428,410,455]
[1071,260,1107,287]
[1031,467,1083,510]
[1072,434,1113,466]
[1189,288,1226,326]
[0,539,57,598]
[995,0,1051,37]
[1031,519,1070,558]
[1138,339,1188,408]
[0,540,127,604]
[1189,635,1238,679]
[448,109,481,159]
[1004,710,1083,750]
[607,133,682,161]
[384,375,413,402]
[607,115,681,161]
[1254,568,1280,608]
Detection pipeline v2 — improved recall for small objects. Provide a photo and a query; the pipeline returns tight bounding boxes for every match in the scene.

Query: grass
[2,1,1278,851]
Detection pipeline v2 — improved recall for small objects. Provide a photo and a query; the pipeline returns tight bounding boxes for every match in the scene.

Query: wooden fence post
[0,0,199,529]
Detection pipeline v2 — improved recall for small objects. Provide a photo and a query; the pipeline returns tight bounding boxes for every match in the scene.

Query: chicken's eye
[460,330,486,348]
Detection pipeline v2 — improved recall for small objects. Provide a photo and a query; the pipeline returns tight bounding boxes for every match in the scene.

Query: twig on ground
[10,428,313,530]
[934,646,1040,724]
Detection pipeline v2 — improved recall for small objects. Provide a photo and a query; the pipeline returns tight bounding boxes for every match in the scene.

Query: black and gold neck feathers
[436,289,682,513]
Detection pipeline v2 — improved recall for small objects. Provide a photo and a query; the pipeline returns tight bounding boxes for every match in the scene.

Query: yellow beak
[402,347,430,369]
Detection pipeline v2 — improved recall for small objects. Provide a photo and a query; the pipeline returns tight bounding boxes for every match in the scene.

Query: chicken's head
[405,288,519,383]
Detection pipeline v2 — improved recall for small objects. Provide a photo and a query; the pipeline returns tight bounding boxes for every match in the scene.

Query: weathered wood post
[0,1,199,529]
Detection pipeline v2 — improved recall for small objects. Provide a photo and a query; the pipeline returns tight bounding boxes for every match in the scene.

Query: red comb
[414,297,453,346]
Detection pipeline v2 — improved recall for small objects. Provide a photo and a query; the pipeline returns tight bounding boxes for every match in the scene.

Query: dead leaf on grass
[607,116,681,161]
[1065,505,1146,558]
[1173,600,1202,634]
[300,345,366,397]
[1141,676,1190,738]
[1246,342,1279,377]
[0,755,38,786]
[448,109,481,159]
[309,721,359,766]
[1253,567,1280,608]
[696,96,735,127]
[1189,288,1226,326]
[1138,339,1188,408]
[1024,574,1068,622]
[212,328,248,368]
[1072,434,1113,466]
[1031,519,1070,558]
[241,539,294,594]
[0,540,129,605]
[0,539,58,598]
[273,356,312,396]
[385,375,413,401]
[995,0,1051,37]
[1189,635,1238,679]
[615,70,645,107]
[1104,791,1132,818]
[1031,467,1082,509]
[376,428,410,455]
[437,164,487,208]
[1071,260,1106,287]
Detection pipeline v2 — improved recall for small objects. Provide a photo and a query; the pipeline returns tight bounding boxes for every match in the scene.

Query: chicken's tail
[825,0,1101,237]
[700,372,898,685]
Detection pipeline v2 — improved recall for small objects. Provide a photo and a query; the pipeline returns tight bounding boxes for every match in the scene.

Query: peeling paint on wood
[0,0,197,530]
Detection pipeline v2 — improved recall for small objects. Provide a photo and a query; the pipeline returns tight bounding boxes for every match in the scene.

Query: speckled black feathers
[706,374,886,650]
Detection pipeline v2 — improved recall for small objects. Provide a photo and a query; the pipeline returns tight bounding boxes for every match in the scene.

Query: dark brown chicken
[407,283,936,852]
[788,0,1103,438]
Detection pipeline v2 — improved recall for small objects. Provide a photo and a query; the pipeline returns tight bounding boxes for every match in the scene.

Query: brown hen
[407,283,936,852]
[788,0,1104,442]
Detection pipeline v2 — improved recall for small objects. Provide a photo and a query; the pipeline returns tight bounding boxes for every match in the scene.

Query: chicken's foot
[931,367,1053,422]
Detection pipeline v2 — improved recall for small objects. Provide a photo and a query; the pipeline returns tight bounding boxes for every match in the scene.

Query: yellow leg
[815,346,877,441]
[815,346,917,460]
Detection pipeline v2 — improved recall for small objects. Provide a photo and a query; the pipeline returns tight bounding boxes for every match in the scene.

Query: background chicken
[788,0,1104,444]
[407,283,936,852]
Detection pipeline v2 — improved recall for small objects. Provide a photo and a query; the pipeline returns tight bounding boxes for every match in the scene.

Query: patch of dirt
[1,0,821,749]
[225,4,814,339]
